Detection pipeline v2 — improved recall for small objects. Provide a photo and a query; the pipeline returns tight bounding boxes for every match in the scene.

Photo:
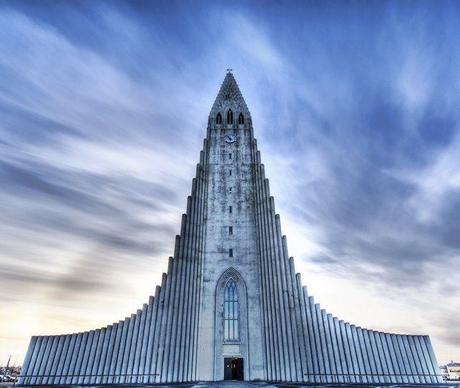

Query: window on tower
[238,113,244,125]
[224,279,239,341]
[216,113,222,124]
[227,109,233,125]
[229,226,233,235]
[229,248,233,257]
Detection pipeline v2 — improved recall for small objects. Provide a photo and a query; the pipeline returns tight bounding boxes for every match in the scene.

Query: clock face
[225,134,236,143]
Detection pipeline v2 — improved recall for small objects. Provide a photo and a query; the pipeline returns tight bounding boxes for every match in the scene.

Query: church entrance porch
[224,357,244,380]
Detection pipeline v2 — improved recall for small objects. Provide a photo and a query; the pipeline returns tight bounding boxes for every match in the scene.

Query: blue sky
[0,0,459,365]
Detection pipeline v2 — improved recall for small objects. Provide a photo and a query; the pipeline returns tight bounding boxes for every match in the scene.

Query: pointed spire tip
[210,69,250,117]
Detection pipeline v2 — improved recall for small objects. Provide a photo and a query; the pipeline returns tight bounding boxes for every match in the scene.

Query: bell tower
[197,71,265,381]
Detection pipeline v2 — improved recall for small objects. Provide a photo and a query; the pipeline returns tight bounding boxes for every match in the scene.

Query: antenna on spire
[226,68,233,73]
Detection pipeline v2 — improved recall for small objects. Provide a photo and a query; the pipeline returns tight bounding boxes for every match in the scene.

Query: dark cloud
[0,102,86,144]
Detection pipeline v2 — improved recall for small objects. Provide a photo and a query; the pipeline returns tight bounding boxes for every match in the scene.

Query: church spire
[210,71,251,119]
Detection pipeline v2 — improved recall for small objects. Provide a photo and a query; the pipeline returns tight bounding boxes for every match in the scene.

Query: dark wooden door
[224,357,244,380]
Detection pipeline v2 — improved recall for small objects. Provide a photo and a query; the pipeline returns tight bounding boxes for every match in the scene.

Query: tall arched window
[216,113,222,124]
[227,109,233,125]
[238,113,244,125]
[224,279,239,341]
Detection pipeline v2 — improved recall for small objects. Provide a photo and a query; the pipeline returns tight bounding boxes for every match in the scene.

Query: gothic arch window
[238,113,244,125]
[227,109,233,125]
[223,279,239,341]
[216,113,222,124]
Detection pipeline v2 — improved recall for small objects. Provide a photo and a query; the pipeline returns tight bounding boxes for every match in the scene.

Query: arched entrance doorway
[214,268,248,380]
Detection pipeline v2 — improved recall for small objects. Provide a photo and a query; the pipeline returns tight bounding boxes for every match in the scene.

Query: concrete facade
[19,72,442,385]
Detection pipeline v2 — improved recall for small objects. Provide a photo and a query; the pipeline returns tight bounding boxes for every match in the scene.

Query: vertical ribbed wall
[250,137,442,384]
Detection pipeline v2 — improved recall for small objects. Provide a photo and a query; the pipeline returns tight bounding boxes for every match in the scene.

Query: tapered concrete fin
[186,196,192,215]
[173,236,180,258]
[180,214,187,237]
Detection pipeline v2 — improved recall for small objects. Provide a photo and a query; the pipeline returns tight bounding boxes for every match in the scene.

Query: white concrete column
[402,335,417,383]
[319,308,331,382]
[357,328,371,383]
[262,180,284,381]
[172,214,190,381]
[80,331,95,384]
[156,257,174,383]
[53,335,66,385]
[332,319,344,382]
[396,335,412,383]
[74,332,89,384]
[378,333,394,383]
[273,213,296,381]
[90,329,105,385]
[36,336,51,384]
[121,315,136,383]
[413,336,429,383]
[371,331,384,383]
[94,327,108,384]
[127,311,141,383]
[260,169,281,380]
[309,298,323,382]
[104,324,118,384]
[326,313,341,382]
[151,274,167,383]
[304,293,319,382]
[345,323,362,383]
[254,161,273,380]
[133,305,147,383]
[141,294,155,383]
[29,336,44,385]
[167,217,187,381]
[339,320,354,383]
[64,333,83,384]
[386,333,402,383]
[44,335,62,384]
[297,280,313,382]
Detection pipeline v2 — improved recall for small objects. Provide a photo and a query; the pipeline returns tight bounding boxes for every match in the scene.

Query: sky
[0,0,459,366]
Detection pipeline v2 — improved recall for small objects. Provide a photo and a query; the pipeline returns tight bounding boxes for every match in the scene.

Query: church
[19,72,442,385]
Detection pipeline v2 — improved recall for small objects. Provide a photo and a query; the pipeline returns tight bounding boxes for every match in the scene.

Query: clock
[225,134,236,144]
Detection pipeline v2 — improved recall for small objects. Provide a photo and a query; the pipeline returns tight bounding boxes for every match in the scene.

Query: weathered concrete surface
[197,74,264,381]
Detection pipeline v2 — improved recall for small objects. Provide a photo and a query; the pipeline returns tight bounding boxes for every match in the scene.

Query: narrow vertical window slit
[227,110,233,125]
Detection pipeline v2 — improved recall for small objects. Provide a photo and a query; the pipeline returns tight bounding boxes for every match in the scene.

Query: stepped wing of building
[19,73,442,385]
